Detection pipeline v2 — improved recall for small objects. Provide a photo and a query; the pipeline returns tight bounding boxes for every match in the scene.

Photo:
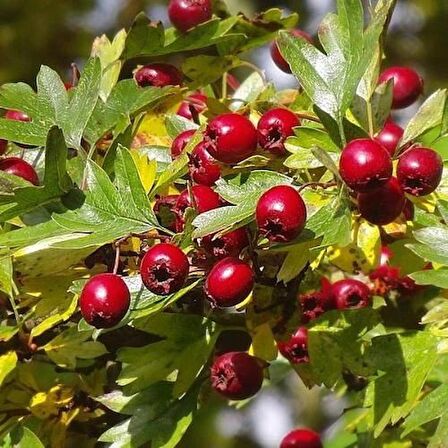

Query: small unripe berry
[331,278,371,310]
[188,142,221,186]
[79,273,131,328]
[256,185,307,242]
[339,139,392,193]
[204,113,257,164]
[374,119,404,156]
[205,257,254,307]
[0,157,39,185]
[171,129,196,158]
[168,0,212,33]
[134,63,183,88]
[278,327,309,364]
[140,243,189,295]
[177,93,207,120]
[210,351,264,400]
[397,147,443,196]
[201,227,249,259]
[280,428,323,448]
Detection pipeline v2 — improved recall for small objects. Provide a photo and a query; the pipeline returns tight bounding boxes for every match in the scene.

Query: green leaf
[0,352,17,386]
[165,114,198,140]
[407,226,448,265]
[288,127,340,152]
[4,426,44,448]
[410,269,448,289]
[230,72,265,110]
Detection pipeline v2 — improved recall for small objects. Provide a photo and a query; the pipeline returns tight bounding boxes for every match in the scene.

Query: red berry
[0,157,39,185]
[188,142,221,186]
[201,227,249,259]
[257,108,300,155]
[299,286,334,324]
[204,113,257,164]
[204,257,254,307]
[177,93,207,120]
[379,66,424,109]
[0,140,7,155]
[397,147,443,196]
[278,327,309,364]
[256,185,307,242]
[5,109,31,122]
[168,0,212,33]
[171,129,196,158]
[271,29,313,74]
[134,63,183,88]
[140,243,189,295]
[153,194,179,231]
[210,351,264,400]
[280,428,323,448]
[339,139,392,193]
[331,279,371,310]
[79,273,131,329]
[374,119,404,156]
[358,177,406,225]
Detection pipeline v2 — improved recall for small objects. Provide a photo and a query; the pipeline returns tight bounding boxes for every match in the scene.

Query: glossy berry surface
[280,428,323,448]
[375,119,404,156]
[79,273,131,329]
[278,327,309,364]
[188,142,221,186]
[339,139,392,193]
[204,113,257,164]
[177,93,207,120]
[358,177,406,225]
[257,108,300,155]
[134,63,182,88]
[331,279,371,310]
[171,129,195,158]
[256,185,307,242]
[204,257,254,307]
[397,147,443,196]
[271,29,313,73]
[5,109,31,122]
[210,351,264,400]
[168,0,212,33]
[0,157,39,185]
[201,228,249,259]
[379,66,424,109]
[140,243,189,295]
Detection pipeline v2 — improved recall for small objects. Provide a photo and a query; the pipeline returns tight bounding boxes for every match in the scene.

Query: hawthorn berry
[79,273,131,328]
[374,119,404,156]
[280,428,323,448]
[379,66,424,109]
[204,257,254,307]
[5,109,31,122]
[299,282,334,324]
[271,29,313,73]
[397,147,443,196]
[140,243,189,295]
[278,327,309,364]
[339,139,392,193]
[210,351,264,400]
[0,157,39,185]
[188,142,221,186]
[331,278,371,310]
[204,113,257,164]
[168,0,212,33]
[177,93,207,120]
[171,129,196,158]
[201,227,249,260]
[153,194,179,231]
[358,177,406,226]
[257,107,300,155]
[256,185,307,242]
[134,63,183,88]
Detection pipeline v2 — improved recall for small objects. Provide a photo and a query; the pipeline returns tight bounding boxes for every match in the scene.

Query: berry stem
[298,181,337,192]
[338,117,347,147]
[221,72,228,100]
[367,102,375,137]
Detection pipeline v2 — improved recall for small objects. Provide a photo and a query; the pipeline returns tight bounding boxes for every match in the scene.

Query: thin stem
[338,117,347,147]
[81,143,96,190]
[367,102,375,137]
[9,283,21,324]
[240,61,267,85]
[221,72,228,100]
[296,113,321,123]
[113,244,121,275]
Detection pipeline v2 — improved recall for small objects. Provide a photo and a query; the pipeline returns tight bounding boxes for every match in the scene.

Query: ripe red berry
[280,428,323,448]
[204,257,254,307]
[201,227,249,259]
[0,157,39,185]
[168,0,212,33]
[331,278,371,310]
[188,142,221,186]
[299,282,334,324]
[177,93,207,120]
[358,177,406,225]
[339,139,392,193]
[140,243,189,295]
[5,109,31,122]
[134,63,183,88]
[271,29,313,73]
[256,185,307,242]
[171,129,195,158]
[397,147,443,196]
[79,273,131,328]
[257,108,300,155]
[374,119,404,156]
[153,194,179,231]
[204,113,257,164]
[210,351,264,400]
[278,327,309,364]
[379,66,424,109]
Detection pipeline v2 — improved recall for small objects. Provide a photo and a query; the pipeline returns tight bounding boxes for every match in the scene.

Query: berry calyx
[257,107,300,155]
[171,129,196,158]
[0,157,39,185]
[358,177,406,226]
[188,142,221,186]
[271,29,313,73]
[397,147,443,197]
[204,257,254,307]
[168,0,212,33]
[278,327,309,364]
[374,119,404,156]
[79,273,131,329]
[210,351,264,400]
[280,428,323,448]
[201,227,249,260]
[153,194,179,231]
[140,243,189,295]
[299,281,334,324]
[204,113,257,164]
[331,279,371,310]
[134,63,183,88]
[177,93,207,120]
[339,139,392,193]
[379,66,424,109]
[256,185,307,242]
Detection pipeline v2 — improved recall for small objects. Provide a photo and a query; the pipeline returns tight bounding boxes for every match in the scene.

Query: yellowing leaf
[131,151,157,193]
[0,351,17,386]
[30,385,74,419]
[249,323,278,361]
